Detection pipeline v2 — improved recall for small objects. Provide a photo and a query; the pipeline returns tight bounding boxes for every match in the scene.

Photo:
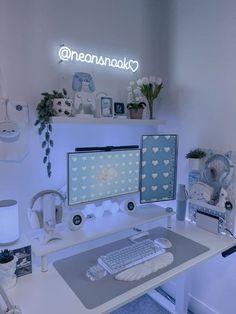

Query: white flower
[137,79,143,86]
[142,77,149,85]
[127,86,132,92]
[149,76,156,84]
[135,97,141,102]
[129,81,135,86]
[156,77,163,85]
[134,88,140,95]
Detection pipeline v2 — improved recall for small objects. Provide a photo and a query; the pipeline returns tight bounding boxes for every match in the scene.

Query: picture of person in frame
[101,97,113,117]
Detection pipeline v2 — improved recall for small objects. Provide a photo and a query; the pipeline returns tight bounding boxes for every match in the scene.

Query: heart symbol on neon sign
[129,60,139,72]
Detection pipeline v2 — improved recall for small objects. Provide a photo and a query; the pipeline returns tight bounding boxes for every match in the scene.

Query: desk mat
[53,227,209,309]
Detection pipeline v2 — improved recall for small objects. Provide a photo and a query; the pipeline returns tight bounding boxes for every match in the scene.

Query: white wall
[0,0,163,232]
[159,1,236,313]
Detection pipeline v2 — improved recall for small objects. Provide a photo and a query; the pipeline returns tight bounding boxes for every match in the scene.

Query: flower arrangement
[137,76,163,119]
[127,81,146,110]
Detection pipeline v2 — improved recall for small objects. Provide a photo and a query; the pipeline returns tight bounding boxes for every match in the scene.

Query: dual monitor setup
[67,134,178,221]
[28,135,177,243]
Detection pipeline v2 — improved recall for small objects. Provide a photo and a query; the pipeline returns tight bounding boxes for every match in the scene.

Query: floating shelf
[52,116,166,126]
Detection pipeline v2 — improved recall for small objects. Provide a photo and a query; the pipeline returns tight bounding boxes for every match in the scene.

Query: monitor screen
[140,134,178,203]
[67,149,140,206]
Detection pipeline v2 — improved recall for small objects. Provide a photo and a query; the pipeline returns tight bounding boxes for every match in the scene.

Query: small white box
[196,211,219,234]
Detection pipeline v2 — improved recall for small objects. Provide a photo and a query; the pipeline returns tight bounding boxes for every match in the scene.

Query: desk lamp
[0,200,19,245]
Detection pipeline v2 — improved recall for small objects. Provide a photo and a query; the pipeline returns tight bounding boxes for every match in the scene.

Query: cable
[225,228,236,239]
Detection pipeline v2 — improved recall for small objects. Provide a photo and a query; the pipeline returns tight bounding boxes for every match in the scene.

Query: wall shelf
[52,116,166,126]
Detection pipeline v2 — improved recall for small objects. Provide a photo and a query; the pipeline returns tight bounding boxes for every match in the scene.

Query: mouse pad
[53,227,209,309]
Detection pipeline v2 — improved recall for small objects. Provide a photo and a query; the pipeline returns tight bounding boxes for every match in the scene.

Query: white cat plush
[189,182,214,203]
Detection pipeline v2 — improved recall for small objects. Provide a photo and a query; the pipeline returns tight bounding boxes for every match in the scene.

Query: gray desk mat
[53,227,209,309]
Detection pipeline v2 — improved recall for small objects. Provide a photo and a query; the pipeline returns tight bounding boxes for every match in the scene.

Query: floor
[111,294,170,314]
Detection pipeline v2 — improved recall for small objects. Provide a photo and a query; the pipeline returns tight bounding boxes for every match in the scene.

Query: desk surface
[8,220,236,314]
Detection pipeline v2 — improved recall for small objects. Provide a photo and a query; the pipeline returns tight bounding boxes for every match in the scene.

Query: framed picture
[100,97,113,118]
[12,245,32,277]
[114,102,126,117]
[140,134,178,204]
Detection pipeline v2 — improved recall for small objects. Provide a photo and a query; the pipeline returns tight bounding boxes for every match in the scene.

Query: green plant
[0,249,14,264]
[127,102,146,111]
[185,149,206,159]
[35,89,67,177]
[137,76,163,119]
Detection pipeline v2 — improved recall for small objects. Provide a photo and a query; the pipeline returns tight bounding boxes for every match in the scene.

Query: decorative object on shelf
[185,148,206,171]
[0,249,18,289]
[137,76,163,120]
[188,149,235,235]
[0,200,19,245]
[127,102,146,119]
[113,102,126,118]
[100,96,113,118]
[53,98,72,117]
[140,134,178,203]
[35,89,67,177]
[127,80,146,119]
[72,72,96,117]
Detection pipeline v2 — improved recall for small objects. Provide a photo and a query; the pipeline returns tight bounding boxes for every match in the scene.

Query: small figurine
[216,187,228,210]
[72,72,96,117]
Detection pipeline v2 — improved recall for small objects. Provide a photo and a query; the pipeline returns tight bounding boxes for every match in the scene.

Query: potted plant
[127,102,146,119]
[137,76,163,119]
[185,148,206,171]
[35,89,69,177]
[0,249,18,289]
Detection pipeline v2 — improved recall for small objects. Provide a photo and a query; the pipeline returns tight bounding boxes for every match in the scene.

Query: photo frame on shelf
[100,97,113,118]
[113,102,126,118]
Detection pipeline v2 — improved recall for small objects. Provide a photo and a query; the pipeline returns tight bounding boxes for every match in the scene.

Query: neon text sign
[58,46,139,73]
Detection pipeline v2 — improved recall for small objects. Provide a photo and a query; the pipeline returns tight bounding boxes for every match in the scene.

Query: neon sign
[58,45,139,73]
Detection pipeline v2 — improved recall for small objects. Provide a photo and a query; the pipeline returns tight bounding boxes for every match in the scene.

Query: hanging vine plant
[35,89,67,177]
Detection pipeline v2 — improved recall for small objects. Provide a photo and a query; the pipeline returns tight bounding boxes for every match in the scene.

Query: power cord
[225,228,236,239]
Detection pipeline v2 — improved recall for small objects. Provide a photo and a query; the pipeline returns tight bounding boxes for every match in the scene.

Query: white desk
[6,219,236,314]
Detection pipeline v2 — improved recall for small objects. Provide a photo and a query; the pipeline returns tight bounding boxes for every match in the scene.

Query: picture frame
[12,245,32,277]
[114,102,126,117]
[100,97,113,118]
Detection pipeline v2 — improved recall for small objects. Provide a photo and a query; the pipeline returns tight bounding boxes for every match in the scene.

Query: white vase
[188,158,203,171]
[0,256,18,289]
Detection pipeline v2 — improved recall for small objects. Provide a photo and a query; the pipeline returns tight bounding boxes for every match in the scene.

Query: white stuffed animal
[216,188,228,210]
[189,182,214,203]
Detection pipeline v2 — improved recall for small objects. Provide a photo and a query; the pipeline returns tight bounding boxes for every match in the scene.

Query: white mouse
[154,238,172,249]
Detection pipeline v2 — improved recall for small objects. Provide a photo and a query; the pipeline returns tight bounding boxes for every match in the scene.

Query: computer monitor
[67,148,140,206]
[140,134,178,203]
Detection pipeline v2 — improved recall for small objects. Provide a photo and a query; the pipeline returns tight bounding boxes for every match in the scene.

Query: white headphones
[28,190,65,229]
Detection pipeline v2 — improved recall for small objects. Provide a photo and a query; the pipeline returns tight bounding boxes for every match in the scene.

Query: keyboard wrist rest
[115,252,174,281]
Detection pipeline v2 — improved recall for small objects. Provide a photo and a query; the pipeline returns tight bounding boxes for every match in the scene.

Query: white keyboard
[115,252,174,281]
[97,239,165,275]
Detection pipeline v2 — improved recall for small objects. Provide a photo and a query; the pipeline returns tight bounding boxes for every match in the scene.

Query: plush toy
[189,182,214,203]
[72,72,96,116]
[216,187,228,210]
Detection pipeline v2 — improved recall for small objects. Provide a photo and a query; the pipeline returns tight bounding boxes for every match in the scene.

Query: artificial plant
[35,89,67,177]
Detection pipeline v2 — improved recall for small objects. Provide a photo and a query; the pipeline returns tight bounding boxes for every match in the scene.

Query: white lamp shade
[0,200,19,245]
